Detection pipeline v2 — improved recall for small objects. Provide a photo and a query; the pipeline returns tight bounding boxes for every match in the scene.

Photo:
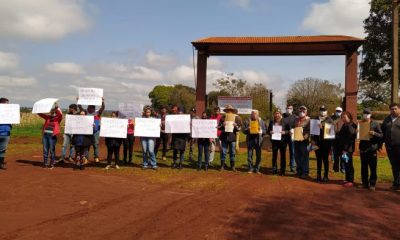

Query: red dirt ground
[0,138,400,240]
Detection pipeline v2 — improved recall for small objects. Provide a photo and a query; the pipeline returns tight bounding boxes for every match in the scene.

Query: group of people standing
[1,97,400,191]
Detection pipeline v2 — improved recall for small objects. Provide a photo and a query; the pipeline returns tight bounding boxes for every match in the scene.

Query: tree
[148,85,174,110]
[169,84,196,112]
[206,89,230,110]
[212,73,247,96]
[360,0,393,106]
[286,77,343,116]
[245,83,271,119]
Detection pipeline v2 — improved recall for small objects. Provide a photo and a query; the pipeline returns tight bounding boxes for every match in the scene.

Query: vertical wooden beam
[345,49,358,118]
[393,0,399,103]
[195,51,207,115]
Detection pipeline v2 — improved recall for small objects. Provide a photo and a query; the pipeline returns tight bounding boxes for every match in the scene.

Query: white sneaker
[105,165,111,170]
[115,165,120,169]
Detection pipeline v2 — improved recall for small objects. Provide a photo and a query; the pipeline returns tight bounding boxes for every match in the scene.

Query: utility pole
[393,0,399,103]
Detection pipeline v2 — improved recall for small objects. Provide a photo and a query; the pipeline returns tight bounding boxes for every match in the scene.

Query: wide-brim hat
[223,104,237,113]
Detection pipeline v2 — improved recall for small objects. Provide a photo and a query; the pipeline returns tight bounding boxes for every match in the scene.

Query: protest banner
[100,118,128,138]
[64,115,94,135]
[32,98,58,114]
[77,88,103,106]
[118,103,143,119]
[165,114,191,133]
[0,104,20,124]
[191,119,217,138]
[134,118,161,137]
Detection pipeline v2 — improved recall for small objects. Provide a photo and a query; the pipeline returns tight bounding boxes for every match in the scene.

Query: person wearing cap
[381,103,400,191]
[140,106,158,170]
[243,109,266,174]
[154,105,169,161]
[188,107,200,163]
[358,108,383,191]
[293,105,310,178]
[267,109,290,175]
[209,107,223,165]
[311,106,334,183]
[282,104,297,172]
[218,105,242,171]
[332,106,345,173]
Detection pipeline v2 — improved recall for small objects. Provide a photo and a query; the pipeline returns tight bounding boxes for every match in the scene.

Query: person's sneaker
[83,157,89,165]
[255,170,261,174]
[272,169,278,175]
[322,177,329,183]
[105,165,111,170]
[220,165,224,171]
[0,163,7,170]
[247,169,253,174]
[369,186,376,192]
[94,157,100,163]
[115,165,120,169]
[162,156,167,161]
[171,163,177,169]
[279,171,286,176]
[232,167,237,172]
[290,168,295,173]
[68,157,73,162]
[48,165,54,170]
[343,182,353,188]
[151,166,158,171]
[315,177,322,183]
[142,166,148,170]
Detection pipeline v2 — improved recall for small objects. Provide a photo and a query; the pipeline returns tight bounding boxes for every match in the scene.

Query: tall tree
[245,83,271,119]
[212,73,247,96]
[286,77,343,116]
[148,85,174,110]
[169,84,196,112]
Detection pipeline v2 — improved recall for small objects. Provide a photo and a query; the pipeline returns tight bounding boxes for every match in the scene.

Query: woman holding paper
[105,112,123,169]
[72,110,94,170]
[293,106,310,179]
[171,109,190,169]
[311,106,334,183]
[267,109,288,175]
[0,98,11,170]
[140,106,158,170]
[123,118,135,164]
[337,111,357,187]
[197,112,212,171]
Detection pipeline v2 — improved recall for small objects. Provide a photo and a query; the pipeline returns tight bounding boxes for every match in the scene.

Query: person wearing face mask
[282,104,296,172]
[311,106,334,183]
[294,106,310,179]
[381,103,400,191]
[38,102,63,169]
[331,107,345,173]
[358,108,383,191]
[267,109,288,175]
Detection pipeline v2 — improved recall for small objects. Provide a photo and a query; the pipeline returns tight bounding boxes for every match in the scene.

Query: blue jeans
[294,140,309,175]
[220,141,236,163]
[61,134,74,158]
[42,133,57,166]
[0,136,10,158]
[87,131,100,159]
[141,137,157,168]
[247,138,262,171]
[198,141,210,168]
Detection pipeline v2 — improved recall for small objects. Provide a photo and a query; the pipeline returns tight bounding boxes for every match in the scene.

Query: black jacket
[359,120,383,152]
[218,115,242,143]
[172,133,189,151]
[337,122,357,153]
[105,137,123,148]
[311,116,334,145]
[381,115,400,147]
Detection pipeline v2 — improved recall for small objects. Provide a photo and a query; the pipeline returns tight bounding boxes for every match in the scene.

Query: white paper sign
[64,115,94,135]
[310,119,321,136]
[100,118,128,138]
[324,123,336,139]
[32,98,58,114]
[134,118,161,137]
[77,88,103,106]
[165,114,191,133]
[272,125,282,140]
[118,103,143,119]
[0,104,20,124]
[191,119,217,138]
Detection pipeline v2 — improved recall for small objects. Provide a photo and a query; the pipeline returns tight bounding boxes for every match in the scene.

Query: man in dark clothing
[155,106,169,161]
[282,104,296,172]
[331,107,345,173]
[381,103,400,191]
[358,108,383,191]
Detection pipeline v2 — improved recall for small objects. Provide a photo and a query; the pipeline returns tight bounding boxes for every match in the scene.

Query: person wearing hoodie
[38,102,63,169]
[358,108,383,191]
[0,98,11,170]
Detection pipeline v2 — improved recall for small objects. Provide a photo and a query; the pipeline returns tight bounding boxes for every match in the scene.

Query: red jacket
[38,108,63,136]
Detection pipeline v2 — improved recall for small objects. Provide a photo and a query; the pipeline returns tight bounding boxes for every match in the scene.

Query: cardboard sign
[272,125,282,141]
[64,115,94,135]
[293,127,304,141]
[134,117,161,137]
[118,103,143,119]
[77,88,103,106]
[358,122,371,141]
[165,114,191,133]
[310,119,321,136]
[250,120,259,134]
[323,123,335,139]
[191,119,217,138]
[32,98,58,114]
[100,118,128,138]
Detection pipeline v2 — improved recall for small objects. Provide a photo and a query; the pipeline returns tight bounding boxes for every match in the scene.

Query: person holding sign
[337,111,357,188]
[140,106,158,170]
[59,104,78,163]
[188,107,199,162]
[197,112,212,171]
[381,103,400,191]
[154,106,169,161]
[105,112,123,169]
[209,107,222,164]
[311,106,334,183]
[38,102,63,169]
[72,110,94,170]
[0,98,11,170]
[358,108,383,191]
[266,109,289,175]
[331,107,345,173]
[218,105,242,171]
[171,108,190,169]
[282,104,297,172]
[293,106,310,179]
[123,118,135,165]
[243,109,266,174]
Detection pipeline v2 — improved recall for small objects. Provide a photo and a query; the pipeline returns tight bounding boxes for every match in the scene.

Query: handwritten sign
[191,119,217,138]
[310,119,321,136]
[272,125,282,140]
[293,127,304,141]
[32,98,58,114]
[134,118,161,137]
[77,88,103,106]
[250,120,259,134]
[165,114,191,133]
[358,122,370,141]
[0,104,20,124]
[100,118,128,138]
[64,115,94,135]
[118,103,143,119]
[323,123,335,139]
[225,113,235,133]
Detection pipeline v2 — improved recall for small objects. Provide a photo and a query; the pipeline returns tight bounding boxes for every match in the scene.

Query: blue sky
[0,0,369,109]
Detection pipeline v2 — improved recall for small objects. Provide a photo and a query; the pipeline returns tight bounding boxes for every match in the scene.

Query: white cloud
[301,0,369,37]
[0,0,90,41]
[0,75,37,86]
[100,64,163,81]
[229,0,251,9]
[45,62,85,75]
[0,52,19,70]
[145,51,177,69]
